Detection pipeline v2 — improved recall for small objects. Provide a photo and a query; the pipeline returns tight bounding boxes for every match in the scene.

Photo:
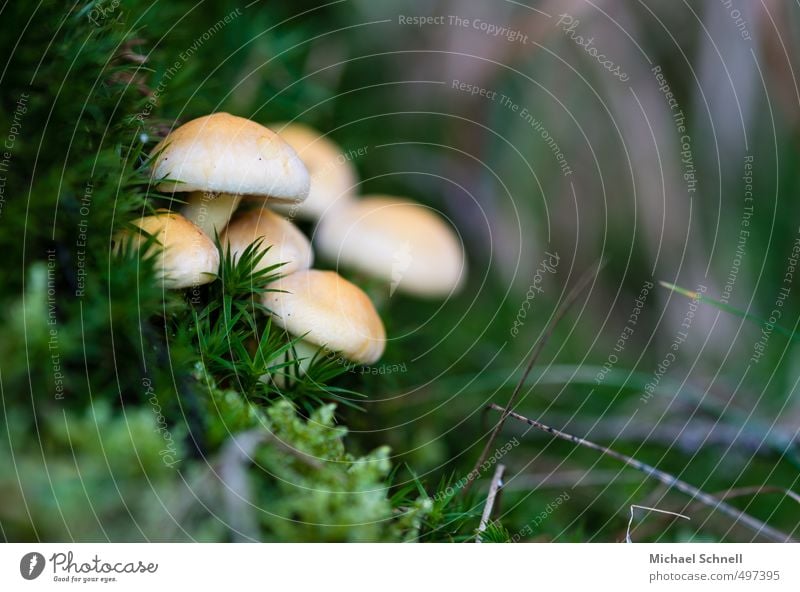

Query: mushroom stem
[182,192,242,238]
[290,339,323,377]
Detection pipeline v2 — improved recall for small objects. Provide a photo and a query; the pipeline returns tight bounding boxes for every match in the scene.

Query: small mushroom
[120,211,219,289]
[266,123,358,221]
[221,207,313,276]
[181,190,242,239]
[262,270,386,376]
[150,112,310,236]
[315,195,466,298]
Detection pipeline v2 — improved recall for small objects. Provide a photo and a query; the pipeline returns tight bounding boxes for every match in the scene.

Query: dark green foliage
[0,0,427,542]
[479,522,512,543]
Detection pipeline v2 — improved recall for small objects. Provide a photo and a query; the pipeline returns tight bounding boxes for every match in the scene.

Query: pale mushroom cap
[315,195,466,297]
[150,113,310,200]
[221,208,313,276]
[127,212,219,289]
[267,123,357,220]
[263,270,386,364]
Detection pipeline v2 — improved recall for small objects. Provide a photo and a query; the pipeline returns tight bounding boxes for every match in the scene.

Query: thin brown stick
[477,463,506,542]
[490,404,795,543]
[713,485,800,506]
[463,260,602,495]
[502,469,641,491]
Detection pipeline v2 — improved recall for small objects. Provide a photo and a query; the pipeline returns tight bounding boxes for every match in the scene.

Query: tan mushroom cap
[150,113,310,200]
[267,123,357,220]
[221,207,313,276]
[263,270,386,364]
[315,195,466,298]
[124,211,219,289]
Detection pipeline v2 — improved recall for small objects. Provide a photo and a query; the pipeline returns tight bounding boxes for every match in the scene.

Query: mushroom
[262,270,386,377]
[181,190,241,239]
[221,207,313,276]
[266,123,358,221]
[149,112,310,237]
[315,195,466,298]
[119,211,219,289]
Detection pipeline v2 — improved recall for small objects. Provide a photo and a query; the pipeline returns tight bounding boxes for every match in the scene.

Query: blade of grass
[463,259,604,495]
[659,281,799,341]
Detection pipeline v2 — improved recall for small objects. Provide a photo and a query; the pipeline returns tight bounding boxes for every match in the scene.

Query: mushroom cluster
[268,122,467,298]
[122,112,466,378]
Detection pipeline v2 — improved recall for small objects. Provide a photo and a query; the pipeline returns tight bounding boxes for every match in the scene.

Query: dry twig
[626,504,689,543]
[489,404,795,543]
[476,464,506,542]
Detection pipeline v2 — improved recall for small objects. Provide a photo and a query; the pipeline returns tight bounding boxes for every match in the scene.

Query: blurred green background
[1,0,799,542]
